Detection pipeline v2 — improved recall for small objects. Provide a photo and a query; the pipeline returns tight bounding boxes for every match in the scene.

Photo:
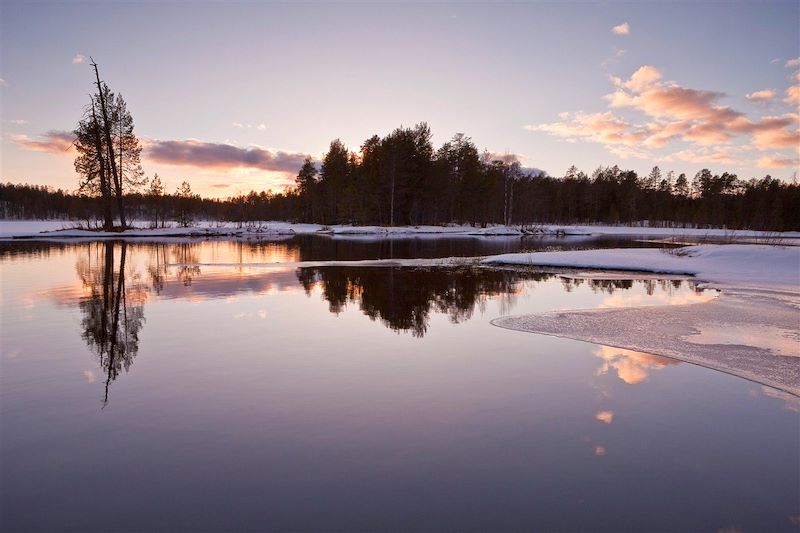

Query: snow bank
[483,245,800,293]
[542,223,800,239]
[4,219,798,241]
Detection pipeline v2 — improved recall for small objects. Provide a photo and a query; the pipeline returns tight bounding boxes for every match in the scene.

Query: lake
[1,237,798,532]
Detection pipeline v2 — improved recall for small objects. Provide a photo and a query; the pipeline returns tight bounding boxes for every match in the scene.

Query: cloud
[146,139,309,173]
[528,65,800,167]
[665,146,741,165]
[9,119,29,125]
[233,122,268,131]
[608,145,650,160]
[11,130,74,153]
[72,53,86,65]
[0,78,6,87]
[611,22,630,35]
[526,111,648,146]
[13,131,309,176]
[785,57,800,68]
[745,89,776,102]
[756,154,800,168]
[784,85,800,105]
[210,183,231,189]
[618,65,663,92]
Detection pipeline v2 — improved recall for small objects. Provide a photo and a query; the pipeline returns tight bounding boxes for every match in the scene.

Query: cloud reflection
[595,345,680,385]
[595,410,614,424]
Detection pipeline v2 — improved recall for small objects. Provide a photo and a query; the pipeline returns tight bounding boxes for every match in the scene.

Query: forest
[3,143,799,231]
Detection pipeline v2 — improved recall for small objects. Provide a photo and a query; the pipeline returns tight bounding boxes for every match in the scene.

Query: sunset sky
[2,1,798,197]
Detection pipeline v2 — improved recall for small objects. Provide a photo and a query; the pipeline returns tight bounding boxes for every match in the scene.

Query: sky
[1,0,798,198]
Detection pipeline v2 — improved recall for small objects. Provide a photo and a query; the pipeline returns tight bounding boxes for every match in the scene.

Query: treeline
[290,124,800,230]
[0,181,297,227]
[3,119,800,231]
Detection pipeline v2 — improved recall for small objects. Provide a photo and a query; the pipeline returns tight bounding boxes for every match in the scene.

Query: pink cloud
[11,130,74,153]
[146,139,310,174]
[526,111,647,146]
[745,89,776,102]
[529,65,800,168]
[784,85,800,105]
[757,155,800,168]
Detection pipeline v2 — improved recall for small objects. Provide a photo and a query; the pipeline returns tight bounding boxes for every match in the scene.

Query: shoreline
[3,220,799,242]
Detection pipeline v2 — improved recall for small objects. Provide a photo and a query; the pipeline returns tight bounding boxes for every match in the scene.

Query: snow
[483,244,800,293]
[2,219,798,241]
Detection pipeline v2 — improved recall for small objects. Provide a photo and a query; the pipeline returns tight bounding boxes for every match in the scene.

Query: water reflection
[3,240,797,532]
[296,266,548,337]
[11,241,708,401]
[593,345,680,385]
[76,242,146,405]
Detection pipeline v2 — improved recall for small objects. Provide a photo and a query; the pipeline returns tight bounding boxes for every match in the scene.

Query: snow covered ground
[483,244,800,293]
[2,219,799,241]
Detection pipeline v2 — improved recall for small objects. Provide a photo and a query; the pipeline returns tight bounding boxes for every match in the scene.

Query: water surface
[1,240,798,532]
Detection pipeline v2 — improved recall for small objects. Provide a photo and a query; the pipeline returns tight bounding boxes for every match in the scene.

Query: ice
[493,291,800,395]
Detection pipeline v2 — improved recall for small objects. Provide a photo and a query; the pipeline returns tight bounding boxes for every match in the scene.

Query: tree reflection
[172,243,201,286]
[77,242,146,405]
[297,266,552,337]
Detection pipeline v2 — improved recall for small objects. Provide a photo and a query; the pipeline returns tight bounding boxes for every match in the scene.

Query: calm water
[1,239,798,533]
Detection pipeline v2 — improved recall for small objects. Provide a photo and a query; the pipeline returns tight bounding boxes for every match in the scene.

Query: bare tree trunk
[389,148,396,227]
[91,104,114,230]
[91,57,126,228]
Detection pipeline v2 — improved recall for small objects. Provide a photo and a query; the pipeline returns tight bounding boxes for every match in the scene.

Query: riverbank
[2,219,799,241]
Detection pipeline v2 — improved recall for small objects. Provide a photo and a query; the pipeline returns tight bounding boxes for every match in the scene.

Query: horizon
[2,1,799,198]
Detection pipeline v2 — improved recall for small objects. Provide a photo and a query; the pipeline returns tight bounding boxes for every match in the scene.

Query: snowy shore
[2,219,799,241]
[483,244,800,293]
